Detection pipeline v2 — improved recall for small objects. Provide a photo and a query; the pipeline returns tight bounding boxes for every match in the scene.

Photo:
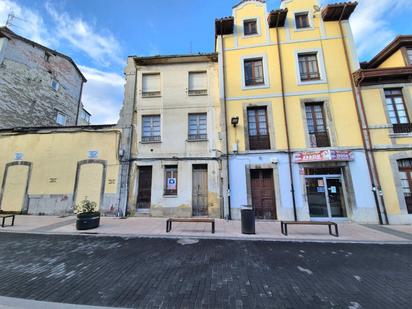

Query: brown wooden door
[192,165,208,216]
[137,166,152,209]
[250,169,276,219]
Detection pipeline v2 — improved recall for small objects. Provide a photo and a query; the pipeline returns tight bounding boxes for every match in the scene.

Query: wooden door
[250,169,276,219]
[137,166,152,209]
[192,165,208,216]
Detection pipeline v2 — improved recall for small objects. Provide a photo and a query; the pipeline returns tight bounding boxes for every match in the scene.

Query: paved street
[0,233,411,309]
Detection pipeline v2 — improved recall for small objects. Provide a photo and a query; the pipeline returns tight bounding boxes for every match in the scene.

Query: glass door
[326,178,346,218]
[305,177,328,217]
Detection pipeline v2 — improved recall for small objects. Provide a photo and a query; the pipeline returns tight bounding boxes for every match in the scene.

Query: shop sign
[294,150,353,163]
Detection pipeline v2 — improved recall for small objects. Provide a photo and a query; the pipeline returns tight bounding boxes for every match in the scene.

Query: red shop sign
[294,150,353,163]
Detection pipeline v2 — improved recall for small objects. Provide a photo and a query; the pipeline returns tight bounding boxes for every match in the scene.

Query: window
[407,49,412,65]
[305,103,330,148]
[398,159,412,214]
[51,79,60,91]
[244,19,258,36]
[295,12,310,29]
[80,110,90,124]
[142,115,161,142]
[56,112,67,126]
[188,71,207,95]
[188,113,207,141]
[384,89,411,133]
[164,165,178,195]
[247,107,270,150]
[142,73,161,97]
[244,58,264,86]
[298,53,320,81]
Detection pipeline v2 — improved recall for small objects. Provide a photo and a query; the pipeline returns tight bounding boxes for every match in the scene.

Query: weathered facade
[119,54,227,218]
[216,0,380,223]
[0,27,89,129]
[0,126,121,215]
[354,36,412,224]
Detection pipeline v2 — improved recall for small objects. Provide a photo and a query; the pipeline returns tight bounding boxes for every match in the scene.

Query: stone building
[0,27,89,129]
[119,54,228,218]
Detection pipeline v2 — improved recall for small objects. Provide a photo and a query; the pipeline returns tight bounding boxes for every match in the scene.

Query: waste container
[241,206,255,234]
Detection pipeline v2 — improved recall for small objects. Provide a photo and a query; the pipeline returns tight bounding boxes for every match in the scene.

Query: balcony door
[247,107,270,150]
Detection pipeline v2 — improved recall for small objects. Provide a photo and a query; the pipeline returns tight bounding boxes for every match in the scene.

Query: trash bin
[241,206,255,234]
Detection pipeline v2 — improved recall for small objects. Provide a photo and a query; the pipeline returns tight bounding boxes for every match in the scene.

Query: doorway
[137,166,152,209]
[192,165,208,216]
[250,169,276,219]
[305,172,347,219]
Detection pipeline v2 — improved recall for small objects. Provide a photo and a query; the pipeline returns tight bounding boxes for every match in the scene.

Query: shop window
[188,113,207,141]
[188,71,207,95]
[142,115,161,142]
[164,165,178,196]
[247,107,270,150]
[298,53,320,81]
[398,159,412,214]
[305,103,330,148]
[384,88,411,133]
[142,73,161,97]
[244,58,264,86]
[244,19,258,36]
[295,12,310,29]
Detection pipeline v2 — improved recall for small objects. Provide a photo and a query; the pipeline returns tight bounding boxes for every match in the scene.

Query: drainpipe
[338,5,388,224]
[275,21,297,221]
[220,21,232,220]
[75,81,84,125]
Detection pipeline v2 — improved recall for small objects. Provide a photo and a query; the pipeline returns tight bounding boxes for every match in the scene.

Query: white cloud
[347,0,412,59]
[45,2,124,67]
[0,0,54,46]
[79,65,124,124]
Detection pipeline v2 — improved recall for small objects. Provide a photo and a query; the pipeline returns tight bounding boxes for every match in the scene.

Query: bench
[281,221,339,237]
[0,214,15,228]
[166,218,215,233]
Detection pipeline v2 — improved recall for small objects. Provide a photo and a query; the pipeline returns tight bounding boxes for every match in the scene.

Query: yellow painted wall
[220,0,361,153]
[0,165,29,212]
[75,164,104,209]
[378,50,406,68]
[0,130,121,213]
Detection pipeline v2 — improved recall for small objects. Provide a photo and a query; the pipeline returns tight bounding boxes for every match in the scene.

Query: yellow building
[0,126,122,215]
[354,36,412,224]
[215,0,382,223]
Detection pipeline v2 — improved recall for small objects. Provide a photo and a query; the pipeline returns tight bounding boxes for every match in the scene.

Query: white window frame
[294,48,327,86]
[292,10,314,32]
[141,72,161,98]
[56,112,67,126]
[240,54,270,90]
[241,17,261,38]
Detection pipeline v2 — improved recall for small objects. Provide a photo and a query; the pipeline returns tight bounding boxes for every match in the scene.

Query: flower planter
[76,212,100,230]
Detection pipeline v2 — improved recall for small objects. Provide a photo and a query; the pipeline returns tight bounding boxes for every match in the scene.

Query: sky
[0,0,412,124]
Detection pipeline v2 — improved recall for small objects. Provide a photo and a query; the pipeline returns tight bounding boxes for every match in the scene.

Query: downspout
[75,81,84,125]
[220,20,232,220]
[338,5,388,224]
[275,19,297,221]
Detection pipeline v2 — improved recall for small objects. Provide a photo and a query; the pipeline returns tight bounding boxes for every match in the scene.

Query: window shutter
[189,72,207,91]
[142,74,160,92]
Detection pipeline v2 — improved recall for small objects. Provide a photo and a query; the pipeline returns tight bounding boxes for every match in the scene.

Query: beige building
[119,54,227,218]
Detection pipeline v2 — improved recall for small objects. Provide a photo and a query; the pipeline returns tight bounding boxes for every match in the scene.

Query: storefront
[294,150,354,221]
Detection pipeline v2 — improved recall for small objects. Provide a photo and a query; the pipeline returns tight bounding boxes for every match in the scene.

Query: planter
[76,212,100,230]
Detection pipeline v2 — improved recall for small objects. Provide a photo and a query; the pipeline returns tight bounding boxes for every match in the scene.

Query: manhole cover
[177,238,199,245]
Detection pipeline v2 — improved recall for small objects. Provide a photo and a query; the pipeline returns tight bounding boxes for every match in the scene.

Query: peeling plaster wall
[0,36,83,129]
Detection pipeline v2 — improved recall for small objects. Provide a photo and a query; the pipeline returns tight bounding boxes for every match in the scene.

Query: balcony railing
[309,132,330,148]
[142,91,161,98]
[393,123,412,134]
[249,135,270,150]
[188,89,208,96]
[188,134,207,141]
[141,135,161,142]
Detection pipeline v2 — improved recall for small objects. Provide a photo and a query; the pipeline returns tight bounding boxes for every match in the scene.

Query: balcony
[249,135,270,150]
[141,136,161,143]
[393,123,412,134]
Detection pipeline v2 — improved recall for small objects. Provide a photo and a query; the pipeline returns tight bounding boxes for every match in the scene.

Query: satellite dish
[313,5,321,12]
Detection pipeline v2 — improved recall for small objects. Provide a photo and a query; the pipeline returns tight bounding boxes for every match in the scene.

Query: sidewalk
[1,215,411,243]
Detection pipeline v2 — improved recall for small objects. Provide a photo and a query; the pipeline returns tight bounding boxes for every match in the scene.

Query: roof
[0,27,86,82]
[321,2,358,21]
[233,0,265,9]
[268,9,288,28]
[215,17,234,36]
[133,53,218,65]
[365,35,412,69]
[0,124,117,134]
[353,67,412,86]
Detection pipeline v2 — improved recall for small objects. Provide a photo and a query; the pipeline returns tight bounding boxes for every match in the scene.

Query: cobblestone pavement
[0,233,410,309]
